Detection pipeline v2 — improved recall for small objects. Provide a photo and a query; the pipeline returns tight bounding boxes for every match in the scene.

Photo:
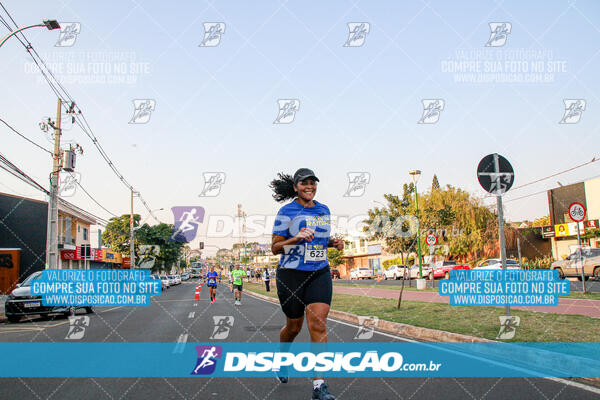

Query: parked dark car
[4,271,93,323]
[330,268,341,280]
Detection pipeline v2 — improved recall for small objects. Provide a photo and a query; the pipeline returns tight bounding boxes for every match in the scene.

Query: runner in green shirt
[231,265,245,306]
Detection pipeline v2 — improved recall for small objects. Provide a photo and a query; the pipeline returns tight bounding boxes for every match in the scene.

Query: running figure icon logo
[485,22,511,47]
[210,316,234,339]
[58,171,81,197]
[418,99,445,124]
[55,22,81,47]
[138,245,160,269]
[496,316,520,340]
[170,207,205,242]
[65,316,90,340]
[273,99,300,124]
[280,244,305,269]
[199,172,226,197]
[191,345,222,375]
[354,316,379,340]
[199,23,225,47]
[344,22,370,47]
[344,172,370,197]
[559,99,586,124]
[129,99,156,124]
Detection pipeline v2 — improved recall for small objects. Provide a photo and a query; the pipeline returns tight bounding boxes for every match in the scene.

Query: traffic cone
[195,288,201,300]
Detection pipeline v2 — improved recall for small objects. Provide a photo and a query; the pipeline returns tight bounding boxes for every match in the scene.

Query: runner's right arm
[271,228,315,255]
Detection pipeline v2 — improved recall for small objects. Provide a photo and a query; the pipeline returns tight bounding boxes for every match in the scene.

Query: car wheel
[577,276,590,281]
[85,307,94,314]
[555,268,564,279]
[594,267,600,280]
[7,315,21,323]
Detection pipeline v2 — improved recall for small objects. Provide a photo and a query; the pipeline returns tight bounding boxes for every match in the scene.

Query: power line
[0,3,161,224]
[510,156,599,192]
[0,117,53,154]
[66,171,118,218]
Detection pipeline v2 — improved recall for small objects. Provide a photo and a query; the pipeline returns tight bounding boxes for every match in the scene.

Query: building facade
[545,177,600,260]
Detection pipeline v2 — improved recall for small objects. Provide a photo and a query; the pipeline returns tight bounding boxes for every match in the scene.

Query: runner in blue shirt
[270,168,344,400]
[206,265,219,304]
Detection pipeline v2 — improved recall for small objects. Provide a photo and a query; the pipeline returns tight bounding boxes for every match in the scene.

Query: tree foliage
[102,214,140,254]
[365,184,496,261]
[327,248,344,267]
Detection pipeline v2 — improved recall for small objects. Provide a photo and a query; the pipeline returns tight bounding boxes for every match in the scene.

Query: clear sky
[2,0,600,254]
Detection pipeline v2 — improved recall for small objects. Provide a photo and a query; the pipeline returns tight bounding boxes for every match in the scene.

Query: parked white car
[159,275,170,289]
[350,267,374,280]
[174,275,182,284]
[384,265,409,280]
[474,258,520,270]
[168,275,178,286]
[181,273,190,281]
[408,263,432,279]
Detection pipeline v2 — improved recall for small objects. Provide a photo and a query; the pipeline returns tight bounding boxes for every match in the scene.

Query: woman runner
[270,168,343,400]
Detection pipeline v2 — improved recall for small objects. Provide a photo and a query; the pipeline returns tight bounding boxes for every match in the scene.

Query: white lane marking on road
[172,333,189,354]
[194,303,198,307]
[188,312,195,319]
[244,291,600,396]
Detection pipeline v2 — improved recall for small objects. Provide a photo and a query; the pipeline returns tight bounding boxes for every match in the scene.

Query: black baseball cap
[293,168,319,185]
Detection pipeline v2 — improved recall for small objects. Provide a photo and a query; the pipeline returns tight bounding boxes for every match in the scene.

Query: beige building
[57,199,96,269]
[340,235,399,278]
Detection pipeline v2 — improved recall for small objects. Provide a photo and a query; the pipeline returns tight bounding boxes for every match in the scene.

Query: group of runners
[200,264,246,306]
[199,168,341,399]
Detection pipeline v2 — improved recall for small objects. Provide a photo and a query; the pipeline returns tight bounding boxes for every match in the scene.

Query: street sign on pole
[477,153,514,317]
[569,202,587,292]
[426,234,438,247]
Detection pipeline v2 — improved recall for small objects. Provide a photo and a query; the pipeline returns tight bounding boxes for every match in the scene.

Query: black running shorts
[233,284,243,291]
[276,266,332,319]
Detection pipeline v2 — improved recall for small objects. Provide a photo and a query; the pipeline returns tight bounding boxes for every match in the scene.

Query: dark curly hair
[269,172,296,203]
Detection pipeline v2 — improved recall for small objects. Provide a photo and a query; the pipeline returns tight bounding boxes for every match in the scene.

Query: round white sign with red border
[568,202,586,223]
[426,233,438,247]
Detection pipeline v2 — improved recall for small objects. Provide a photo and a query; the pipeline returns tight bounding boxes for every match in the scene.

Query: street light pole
[45,98,62,269]
[409,170,423,279]
[0,19,60,48]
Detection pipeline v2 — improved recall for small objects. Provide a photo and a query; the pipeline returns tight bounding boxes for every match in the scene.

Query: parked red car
[427,260,470,280]
[330,268,341,280]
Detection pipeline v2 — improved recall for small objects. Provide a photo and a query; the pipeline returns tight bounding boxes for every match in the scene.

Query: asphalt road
[0,280,598,399]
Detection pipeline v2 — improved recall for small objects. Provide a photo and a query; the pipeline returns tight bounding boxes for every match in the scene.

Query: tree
[531,216,551,227]
[364,184,418,264]
[327,248,344,267]
[432,174,440,191]
[134,223,186,273]
[102,214,141,254]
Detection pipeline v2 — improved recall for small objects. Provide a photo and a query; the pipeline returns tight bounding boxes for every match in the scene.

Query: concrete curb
[245,290,494,343]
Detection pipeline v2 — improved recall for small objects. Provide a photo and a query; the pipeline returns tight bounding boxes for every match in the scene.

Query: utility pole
[130,189,135,269]
[45,98,61,269]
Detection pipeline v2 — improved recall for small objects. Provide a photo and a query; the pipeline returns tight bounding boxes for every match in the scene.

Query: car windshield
[21,271,42,286]
[443,261,456,266]
[168,275,175,278]
[507,260,519,265]
[359,268,370,271]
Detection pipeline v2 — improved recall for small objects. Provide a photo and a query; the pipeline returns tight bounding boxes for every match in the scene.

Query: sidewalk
[333,286,600,319]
